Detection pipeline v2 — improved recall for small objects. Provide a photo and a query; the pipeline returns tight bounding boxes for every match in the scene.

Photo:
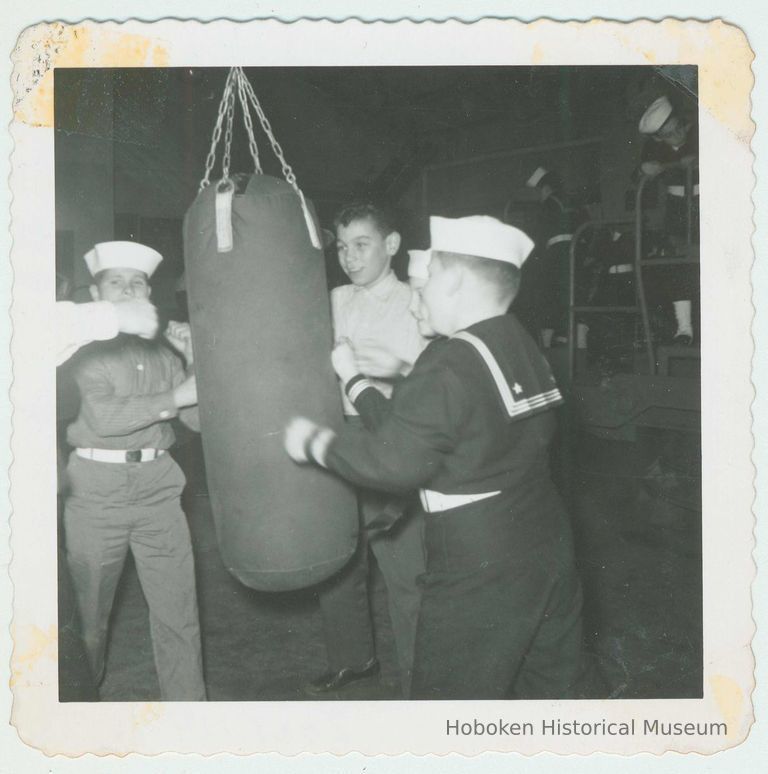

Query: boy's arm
[289,354,467,493]
[165,322,200,432]
[342,374,391,430]
[171,361,200,432]
[331,339,391,429]
[56,300,159,366]
[75,356,184,438]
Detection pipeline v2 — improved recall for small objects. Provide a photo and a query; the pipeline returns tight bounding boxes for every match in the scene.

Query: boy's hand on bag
[284,417,319,463]
[354,340,405,379]
[165,321,194,365]
[331,339,358,382]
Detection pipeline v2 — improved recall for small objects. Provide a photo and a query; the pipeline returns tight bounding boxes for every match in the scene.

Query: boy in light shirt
[305,203,428,697]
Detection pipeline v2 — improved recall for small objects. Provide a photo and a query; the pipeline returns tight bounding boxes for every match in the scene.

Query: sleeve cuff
[305,427,336,468]
[345,374,375,405]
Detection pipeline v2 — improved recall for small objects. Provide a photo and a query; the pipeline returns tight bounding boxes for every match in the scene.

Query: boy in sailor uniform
[286,215,584,699]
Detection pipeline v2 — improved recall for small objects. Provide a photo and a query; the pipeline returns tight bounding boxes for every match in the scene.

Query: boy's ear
[384,231,401,257]
[88,284,100,302]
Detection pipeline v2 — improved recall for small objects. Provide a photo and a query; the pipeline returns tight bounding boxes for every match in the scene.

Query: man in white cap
[286,215,585,699]
[638,94,699,346]
[62,240,206,700]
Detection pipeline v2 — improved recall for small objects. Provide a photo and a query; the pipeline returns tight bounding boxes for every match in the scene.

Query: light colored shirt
[56,301,119,366]
[331,270,427,415]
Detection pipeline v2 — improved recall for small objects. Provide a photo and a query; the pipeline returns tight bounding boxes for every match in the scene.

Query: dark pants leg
[368,509,425,695]
[316,490,426,685]
[411,554,583,700]
[411,494,584,700]
[316,517,376,673]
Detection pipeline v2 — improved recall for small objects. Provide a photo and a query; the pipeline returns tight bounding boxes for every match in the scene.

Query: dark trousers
[317,489,425,693]
[411,492,584,700]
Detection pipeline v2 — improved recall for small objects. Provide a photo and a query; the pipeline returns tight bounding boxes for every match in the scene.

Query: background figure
[637,94,699,346]
[522,167,590,349]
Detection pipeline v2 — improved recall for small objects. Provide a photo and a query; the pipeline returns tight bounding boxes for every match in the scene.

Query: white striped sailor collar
[351,269,398,299]
[451,321,562,420]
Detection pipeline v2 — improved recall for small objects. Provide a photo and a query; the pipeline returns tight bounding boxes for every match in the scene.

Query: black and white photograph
[53,62,703,703]
[7,15,756,760]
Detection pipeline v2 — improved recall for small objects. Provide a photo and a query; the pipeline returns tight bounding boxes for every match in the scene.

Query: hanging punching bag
[184,173,358,591]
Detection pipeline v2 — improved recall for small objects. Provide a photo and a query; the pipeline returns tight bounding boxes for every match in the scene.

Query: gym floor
[63,430,702,702]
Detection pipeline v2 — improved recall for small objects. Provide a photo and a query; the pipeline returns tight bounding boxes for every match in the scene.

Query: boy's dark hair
[333,202,399,238]
[433,250,522,306]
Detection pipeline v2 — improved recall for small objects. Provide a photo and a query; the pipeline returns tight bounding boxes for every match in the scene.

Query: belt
[76,448,166,463]
[419,488,501,513]
[608,263,634,274]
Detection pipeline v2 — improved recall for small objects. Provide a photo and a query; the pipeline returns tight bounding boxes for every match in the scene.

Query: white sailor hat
[526,166,549,188]
[639,96,674,135]
[84,241,163,278]
[407,249,431,280]
[430,215,535,269]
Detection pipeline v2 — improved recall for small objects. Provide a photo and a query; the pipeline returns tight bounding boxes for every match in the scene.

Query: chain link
[239,68,300,190]
[201,67,306,194]
[235,69,263,174]
[221,86,236,180]
[200,69,238,190]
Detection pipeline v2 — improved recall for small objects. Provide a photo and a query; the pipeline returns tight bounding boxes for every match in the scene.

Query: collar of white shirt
[352,269,398,300]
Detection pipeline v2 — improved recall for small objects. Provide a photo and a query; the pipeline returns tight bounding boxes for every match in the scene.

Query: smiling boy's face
[336,216,399,288]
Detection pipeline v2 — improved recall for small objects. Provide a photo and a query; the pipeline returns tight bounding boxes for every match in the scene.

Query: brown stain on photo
[10,624,57,688]
[13,23,169,128]
[710,674,746,738]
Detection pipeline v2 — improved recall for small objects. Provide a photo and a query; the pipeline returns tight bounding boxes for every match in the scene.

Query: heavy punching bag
[183,69,358,591]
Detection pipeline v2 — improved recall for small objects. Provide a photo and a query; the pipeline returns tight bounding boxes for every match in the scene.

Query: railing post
[685,162,693,254]
[635,176,656,375]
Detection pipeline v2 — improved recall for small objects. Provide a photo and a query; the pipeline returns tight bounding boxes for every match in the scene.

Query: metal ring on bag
[216,178,235,195]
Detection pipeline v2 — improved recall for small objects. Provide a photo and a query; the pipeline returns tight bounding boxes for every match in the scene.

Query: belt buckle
[125,450,142,463]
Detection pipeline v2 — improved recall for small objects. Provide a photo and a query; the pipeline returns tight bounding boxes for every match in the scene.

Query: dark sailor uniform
[516,194,589,342]
[325,313,585,699]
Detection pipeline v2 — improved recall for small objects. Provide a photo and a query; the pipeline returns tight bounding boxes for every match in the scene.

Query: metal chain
[239,68,299,189]
[200,68,238,190]
[221,85,236,181]
[202,67,306,197]
[235,69,263,174]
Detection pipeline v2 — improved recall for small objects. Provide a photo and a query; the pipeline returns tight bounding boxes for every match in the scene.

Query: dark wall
[55,66,698,291]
